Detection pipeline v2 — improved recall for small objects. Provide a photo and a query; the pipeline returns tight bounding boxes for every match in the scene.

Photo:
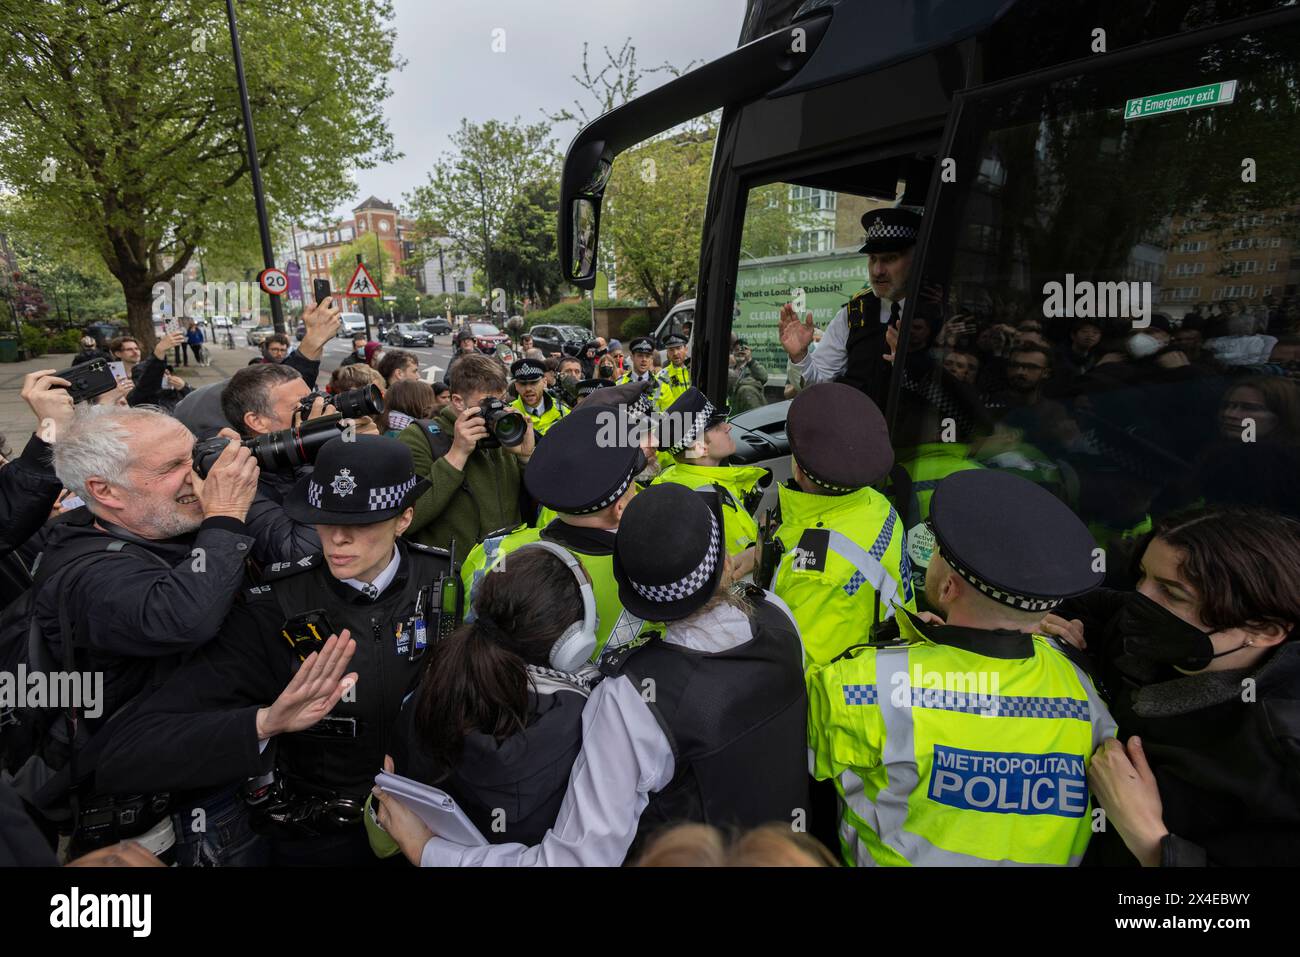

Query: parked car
[468,321,509,354]
[529,323,589,356]
[337,313,368,338]
[386,323,431,347]
[246,325,274,347]
[84,322,126,349]
[421,318,452,336]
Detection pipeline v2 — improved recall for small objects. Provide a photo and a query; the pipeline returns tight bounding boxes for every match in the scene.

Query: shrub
[526,302,591,330]
[617,312,656,339]
[52,329,83,353]
[19,323,47,358]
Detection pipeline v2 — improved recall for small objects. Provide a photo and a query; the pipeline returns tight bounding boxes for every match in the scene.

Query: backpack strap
[414,419,454,465]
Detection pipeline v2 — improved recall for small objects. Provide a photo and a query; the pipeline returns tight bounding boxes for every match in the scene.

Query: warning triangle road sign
[345,262,381,298]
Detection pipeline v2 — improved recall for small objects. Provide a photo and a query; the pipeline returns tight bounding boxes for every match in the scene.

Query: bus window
[729,181,905,411]
[905,21,1300,583]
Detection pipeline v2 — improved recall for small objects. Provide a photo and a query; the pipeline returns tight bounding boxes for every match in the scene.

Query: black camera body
[475,396,527,449]
[297,384,384,422]
[53,358,118,403]
[192,414,348,479]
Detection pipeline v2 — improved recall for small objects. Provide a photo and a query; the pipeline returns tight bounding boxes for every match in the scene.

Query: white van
[337,313,368,338]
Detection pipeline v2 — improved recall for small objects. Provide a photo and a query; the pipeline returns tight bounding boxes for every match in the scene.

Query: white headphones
[511,541,599,673]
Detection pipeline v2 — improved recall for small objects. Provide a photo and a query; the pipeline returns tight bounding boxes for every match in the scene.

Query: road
[241,332,458,382]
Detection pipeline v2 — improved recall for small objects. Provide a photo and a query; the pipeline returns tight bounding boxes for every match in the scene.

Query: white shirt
[341,546,400,599]
[417,598,795,866]
[795,295,905,386]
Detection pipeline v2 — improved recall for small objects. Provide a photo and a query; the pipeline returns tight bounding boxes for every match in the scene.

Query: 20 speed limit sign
[259,268,289,296]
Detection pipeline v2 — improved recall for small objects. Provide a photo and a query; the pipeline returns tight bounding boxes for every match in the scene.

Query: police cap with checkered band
[859,206,921,254]
[787,383,893,493]
[284,434,429,526]
[524,405,643,515]
[613,483,726,621]
[925,469,1103,612]
[659,387,727,456]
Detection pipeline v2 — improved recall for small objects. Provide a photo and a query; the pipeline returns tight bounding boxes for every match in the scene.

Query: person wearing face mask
[1044,506,1300,866]
[340,334,369,367]
[806,468,1115,866]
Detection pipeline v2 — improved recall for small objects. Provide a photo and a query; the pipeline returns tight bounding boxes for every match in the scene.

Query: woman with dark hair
[374,545,594,852]
[1044,505,1300,866]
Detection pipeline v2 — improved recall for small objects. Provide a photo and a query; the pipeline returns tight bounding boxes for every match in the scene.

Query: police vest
[459,521,655,658]
[617,371,668,410]
[770,482,916,666]
[602,587,807,855]
[255,543,452,802]
[510,393,566,437]
[659,364,691,405]
[838,290,891,406]
[651,462,770,556]
[806,619,1116,866]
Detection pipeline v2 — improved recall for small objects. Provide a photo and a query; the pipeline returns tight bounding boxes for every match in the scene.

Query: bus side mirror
[570,197,599,284]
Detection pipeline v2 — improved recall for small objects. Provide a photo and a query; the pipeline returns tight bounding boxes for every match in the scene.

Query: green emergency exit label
[1124,80,1236,121]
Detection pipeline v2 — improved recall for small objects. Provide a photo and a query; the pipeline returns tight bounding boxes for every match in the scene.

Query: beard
[634,449,661,483]
[136,494,203,539]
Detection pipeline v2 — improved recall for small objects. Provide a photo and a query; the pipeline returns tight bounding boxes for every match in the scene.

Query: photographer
[399,353,534,552]
[728,339,767,414]
[7,404,258,852]
[221,363,342,565]
[97,436,453,866]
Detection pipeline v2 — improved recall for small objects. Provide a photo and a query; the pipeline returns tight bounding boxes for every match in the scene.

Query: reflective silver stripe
[827,529,900,614]
[835,768,879,867]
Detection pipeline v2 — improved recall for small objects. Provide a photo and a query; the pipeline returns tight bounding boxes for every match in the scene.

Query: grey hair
[53,404,186,508]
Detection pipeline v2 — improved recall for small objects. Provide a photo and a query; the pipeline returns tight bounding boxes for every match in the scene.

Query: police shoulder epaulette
[483,523,525,540]
[260,554,323,581]
[406,541,451,557]
[849,286,873,302]
[598,630,659,677]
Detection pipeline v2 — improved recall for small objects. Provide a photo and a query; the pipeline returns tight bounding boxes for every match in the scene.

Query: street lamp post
[225,0,285,335]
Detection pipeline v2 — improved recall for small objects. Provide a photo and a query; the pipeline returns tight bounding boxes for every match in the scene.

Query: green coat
[398,405,523,552]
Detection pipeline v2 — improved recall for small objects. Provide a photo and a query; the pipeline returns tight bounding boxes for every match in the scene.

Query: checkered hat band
[797,458,856,494]
[946,556,1061,612]
[307,481,324,507]
[669,401,714,454]
[566,464,638,515]
[369,475,418,511]
[628,512,720,603]
[865,219,917,242]
[514,362,544,380]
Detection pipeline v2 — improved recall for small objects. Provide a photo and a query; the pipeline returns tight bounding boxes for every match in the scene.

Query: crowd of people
[0,205,1296,870]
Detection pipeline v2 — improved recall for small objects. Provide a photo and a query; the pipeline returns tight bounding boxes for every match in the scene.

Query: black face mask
[1117,592,1244,671]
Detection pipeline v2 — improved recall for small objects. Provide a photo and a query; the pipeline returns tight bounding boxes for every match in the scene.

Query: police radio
[757,507,783,590]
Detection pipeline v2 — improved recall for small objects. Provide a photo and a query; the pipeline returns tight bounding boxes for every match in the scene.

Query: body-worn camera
[191,414,348,478]
[298,384,384,421]
[52,358,118,403]
[475,396,527,449]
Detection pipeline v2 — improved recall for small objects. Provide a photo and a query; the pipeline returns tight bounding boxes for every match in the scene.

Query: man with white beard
[8,404,259,855]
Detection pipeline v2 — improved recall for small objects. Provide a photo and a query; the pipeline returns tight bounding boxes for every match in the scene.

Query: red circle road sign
[259,268,289,295]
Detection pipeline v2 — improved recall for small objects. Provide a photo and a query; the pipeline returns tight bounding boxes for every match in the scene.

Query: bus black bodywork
[560,0,1300,575]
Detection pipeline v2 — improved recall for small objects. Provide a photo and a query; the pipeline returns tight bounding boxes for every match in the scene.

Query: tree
[488,178,566,309]
[387,274,421,319]
[546,39,700,127]
[0,0,402,347]
[330,236,399,294]
[405,118,559,303]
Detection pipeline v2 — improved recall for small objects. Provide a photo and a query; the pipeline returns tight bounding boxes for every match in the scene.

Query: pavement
[0,330,456,448]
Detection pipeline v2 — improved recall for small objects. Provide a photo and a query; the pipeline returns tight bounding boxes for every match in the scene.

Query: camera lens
[246,416,345,472]
[332,385,384,419]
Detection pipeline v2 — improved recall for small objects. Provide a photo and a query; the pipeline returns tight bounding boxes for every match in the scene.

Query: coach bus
[558,0,1300,563]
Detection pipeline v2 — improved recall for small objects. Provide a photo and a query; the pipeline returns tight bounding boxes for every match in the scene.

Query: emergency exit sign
[1124,80,1237,121]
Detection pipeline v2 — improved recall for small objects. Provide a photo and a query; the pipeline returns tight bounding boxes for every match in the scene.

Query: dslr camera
[474,396,527,449]
[192,414,348,479]
[297,384,383,422]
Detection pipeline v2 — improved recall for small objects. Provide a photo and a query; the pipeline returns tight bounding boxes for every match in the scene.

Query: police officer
[778,207,925,407]
[653,387,770,578]
[459,403,651,659]
[618,337,669,409]
[659,331,691,405]
[392,484,807,866]
[767,383,915,665]
[806,469,1116,866]
[509,357,566,437]
[96,435,457,866]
